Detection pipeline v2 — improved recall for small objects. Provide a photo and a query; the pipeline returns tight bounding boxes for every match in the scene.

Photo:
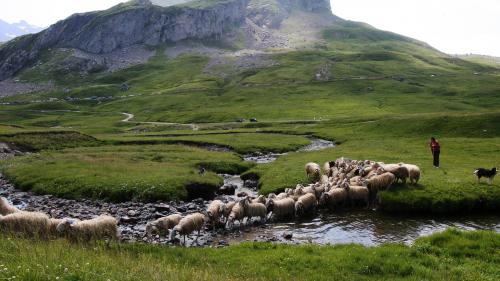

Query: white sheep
[276,192,289,200]
[242,198,267,224]
[319,187,348,210]
[295,193,317,217]
[252,195,267,205]
[347,185,370,207]
[226,200,246,229]
[169,213,206,245]
[57,215,119,242]
[266,198,295,220]
[323,162,332,177]
[381,164,409,183]
[0,211,50,237]
[0,197,20,215]
[222,201,236,223]
[206,200,225,230]
[146,214,182,237]
[364,172,396,200]
[320,175,329,185]
[399,163,421,184]
[305,162,321,179]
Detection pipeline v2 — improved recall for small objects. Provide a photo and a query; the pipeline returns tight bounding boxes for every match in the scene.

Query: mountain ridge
[0,19,43,42]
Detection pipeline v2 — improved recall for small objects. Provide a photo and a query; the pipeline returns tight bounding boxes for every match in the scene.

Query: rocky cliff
[0,0,333,81]
[0,0,249,80]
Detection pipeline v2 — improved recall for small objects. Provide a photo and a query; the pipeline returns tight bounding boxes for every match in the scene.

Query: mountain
[0,0,338,81]
[0,19,43,42]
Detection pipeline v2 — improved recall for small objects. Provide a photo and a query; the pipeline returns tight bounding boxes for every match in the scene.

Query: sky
[0,0,499,56]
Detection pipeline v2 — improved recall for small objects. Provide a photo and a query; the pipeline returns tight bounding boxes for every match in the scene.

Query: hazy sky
[1,0,499,56]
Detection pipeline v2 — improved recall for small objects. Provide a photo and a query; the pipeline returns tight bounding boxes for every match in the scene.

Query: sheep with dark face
[146,214,182,237]
[169,213,206,245]
[266,198,295,221]
[295,193,317,217]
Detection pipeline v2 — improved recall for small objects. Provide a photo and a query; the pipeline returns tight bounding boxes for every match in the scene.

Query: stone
[283,232,293,240]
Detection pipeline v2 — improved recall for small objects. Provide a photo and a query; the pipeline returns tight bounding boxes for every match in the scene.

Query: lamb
[305,162,321,179]
[206,200,225,230]
[295,193,317,217]
[169,213,206,245]
[364,172,395,200]
[0,211,51,237]
[226,200,246,229]
[241,198,267,224]
[319,187,348,210]
[381,164,409,183]
[347,185,370,207]
[399,163,421,184]
[146,214,182,237]
[0,197,20,215]
[266,198,295,220]
[56,215,118,242]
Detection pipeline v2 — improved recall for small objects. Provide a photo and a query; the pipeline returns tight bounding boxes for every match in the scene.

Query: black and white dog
[474,167,497,184]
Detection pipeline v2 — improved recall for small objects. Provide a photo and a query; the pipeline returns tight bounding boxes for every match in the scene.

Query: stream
[0,137,499,247]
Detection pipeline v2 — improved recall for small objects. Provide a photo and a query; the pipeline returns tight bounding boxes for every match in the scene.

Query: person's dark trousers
[433,150,440,167]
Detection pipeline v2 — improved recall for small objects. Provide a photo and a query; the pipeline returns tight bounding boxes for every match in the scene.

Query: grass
[0,229,499,280]
[0,131,101,151]
[0,144,253,202]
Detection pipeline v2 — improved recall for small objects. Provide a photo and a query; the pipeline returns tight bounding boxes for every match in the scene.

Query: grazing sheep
[382,164,409,183]
[364,172,396,200]
[226,200,246,229]
[399,163,421,184]
[57,215,118,242]
[241,198,267,224]
[295,193,317,217]
[305,162,321,179]
[169,213,206,245]
[319,187,348,210]
[0,197,20,215]
[347,185,370,207]
[206,200,225,230]
[266,198,295,220]
[0,211,50,237]
[146,214,182,237]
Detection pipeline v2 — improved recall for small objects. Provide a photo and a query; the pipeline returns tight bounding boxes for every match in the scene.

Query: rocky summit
[0,0,334,81]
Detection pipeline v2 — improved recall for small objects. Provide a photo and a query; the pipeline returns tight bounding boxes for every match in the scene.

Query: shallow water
[244,138,335,164]
[216,211,500,246]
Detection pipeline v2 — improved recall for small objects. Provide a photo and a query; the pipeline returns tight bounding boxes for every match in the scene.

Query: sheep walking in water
[169,213,206,246]
[206,200,225,230]
[295,193,317,217]
[226,200,246,229]
[241,198,267,225]
[146,214,182,238]
[266,198,295,221]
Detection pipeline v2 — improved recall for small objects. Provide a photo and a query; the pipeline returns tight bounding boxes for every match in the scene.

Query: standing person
[430,137,441,168]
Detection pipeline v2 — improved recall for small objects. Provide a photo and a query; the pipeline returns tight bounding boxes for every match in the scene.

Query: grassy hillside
[1,229,499,280]
[0,20,498,211]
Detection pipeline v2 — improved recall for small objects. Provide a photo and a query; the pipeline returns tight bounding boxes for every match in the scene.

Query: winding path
[121,112,199,130]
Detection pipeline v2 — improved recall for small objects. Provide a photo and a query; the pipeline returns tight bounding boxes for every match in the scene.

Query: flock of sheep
[0,157,421,245]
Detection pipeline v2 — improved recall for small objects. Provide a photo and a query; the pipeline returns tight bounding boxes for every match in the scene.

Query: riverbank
[1,229,499,280]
